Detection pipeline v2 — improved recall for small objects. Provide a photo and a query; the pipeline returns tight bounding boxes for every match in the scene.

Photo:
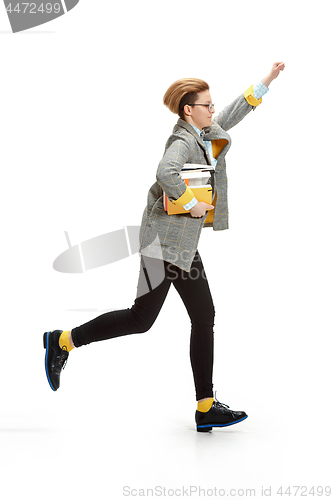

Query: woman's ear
[183,104,192,117]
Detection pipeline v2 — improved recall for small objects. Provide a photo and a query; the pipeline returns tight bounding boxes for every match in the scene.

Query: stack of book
[163,164,214,215]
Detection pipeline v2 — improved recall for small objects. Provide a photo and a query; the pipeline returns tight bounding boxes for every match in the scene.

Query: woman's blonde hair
[163,78,209,120]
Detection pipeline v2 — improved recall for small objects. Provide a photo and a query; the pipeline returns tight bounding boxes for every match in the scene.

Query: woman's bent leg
[71,255,172,347]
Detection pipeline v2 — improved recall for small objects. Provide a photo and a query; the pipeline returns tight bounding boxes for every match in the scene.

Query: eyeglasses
[188,103,215,112]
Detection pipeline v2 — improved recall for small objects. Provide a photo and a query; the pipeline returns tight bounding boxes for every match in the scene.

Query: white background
[1,0,332,499]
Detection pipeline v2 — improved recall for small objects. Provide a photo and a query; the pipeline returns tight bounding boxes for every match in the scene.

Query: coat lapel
[175,119,212,165]
[175,118,231,164]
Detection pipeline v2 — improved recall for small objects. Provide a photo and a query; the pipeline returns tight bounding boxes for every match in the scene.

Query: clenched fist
[190,202,215,218]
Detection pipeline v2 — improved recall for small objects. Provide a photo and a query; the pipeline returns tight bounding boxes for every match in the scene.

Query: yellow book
[165,185,213,215]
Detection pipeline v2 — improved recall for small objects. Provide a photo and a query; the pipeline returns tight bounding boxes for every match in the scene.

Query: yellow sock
[59,330,74,352]
[197,398,214,412]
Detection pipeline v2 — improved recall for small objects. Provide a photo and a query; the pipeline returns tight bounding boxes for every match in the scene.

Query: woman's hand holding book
[190,202,214,218]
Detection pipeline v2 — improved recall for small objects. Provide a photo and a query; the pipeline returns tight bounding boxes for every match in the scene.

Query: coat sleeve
[213,86,262,131]
[156,137,196,208]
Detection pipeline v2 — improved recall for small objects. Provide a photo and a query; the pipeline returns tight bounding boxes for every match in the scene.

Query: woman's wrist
[261,74,274,88]
[257,62,285,91]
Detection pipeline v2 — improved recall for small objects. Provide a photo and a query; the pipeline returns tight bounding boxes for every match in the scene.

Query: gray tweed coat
[139,89,261,271]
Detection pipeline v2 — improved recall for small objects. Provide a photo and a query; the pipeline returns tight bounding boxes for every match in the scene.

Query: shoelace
[214,400,230,410]
[58,347,69,370]
[213,391,232,411]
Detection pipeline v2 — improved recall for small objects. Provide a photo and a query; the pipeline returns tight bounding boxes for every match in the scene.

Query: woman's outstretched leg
[72,255,172,346]
[44,255,172,391]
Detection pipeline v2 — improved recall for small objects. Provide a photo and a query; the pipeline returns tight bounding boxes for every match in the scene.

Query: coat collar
[174,118,211,164]
[174,118,231,166]
[175,118,231,143]
[175,118,204,141]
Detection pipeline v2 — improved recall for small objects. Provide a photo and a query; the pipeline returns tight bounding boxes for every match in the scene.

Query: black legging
[71,251,215,400]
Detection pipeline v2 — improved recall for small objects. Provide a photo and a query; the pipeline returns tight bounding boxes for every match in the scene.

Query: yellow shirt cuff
[244,85,262,107]
[172,185,195,207]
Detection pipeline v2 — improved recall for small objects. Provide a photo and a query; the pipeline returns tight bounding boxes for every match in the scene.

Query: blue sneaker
[196,399,248,432]
[43,330,69,391]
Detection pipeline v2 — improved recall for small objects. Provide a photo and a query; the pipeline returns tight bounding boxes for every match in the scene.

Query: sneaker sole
[43,331,56,392]
[196,415,248,432]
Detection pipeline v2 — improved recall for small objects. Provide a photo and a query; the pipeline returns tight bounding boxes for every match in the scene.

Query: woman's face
[184,90,215,130]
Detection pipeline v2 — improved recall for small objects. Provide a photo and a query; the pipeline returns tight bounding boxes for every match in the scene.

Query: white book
[163,163,213,212]
[181,163,215,172]
[182,173,211,186]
